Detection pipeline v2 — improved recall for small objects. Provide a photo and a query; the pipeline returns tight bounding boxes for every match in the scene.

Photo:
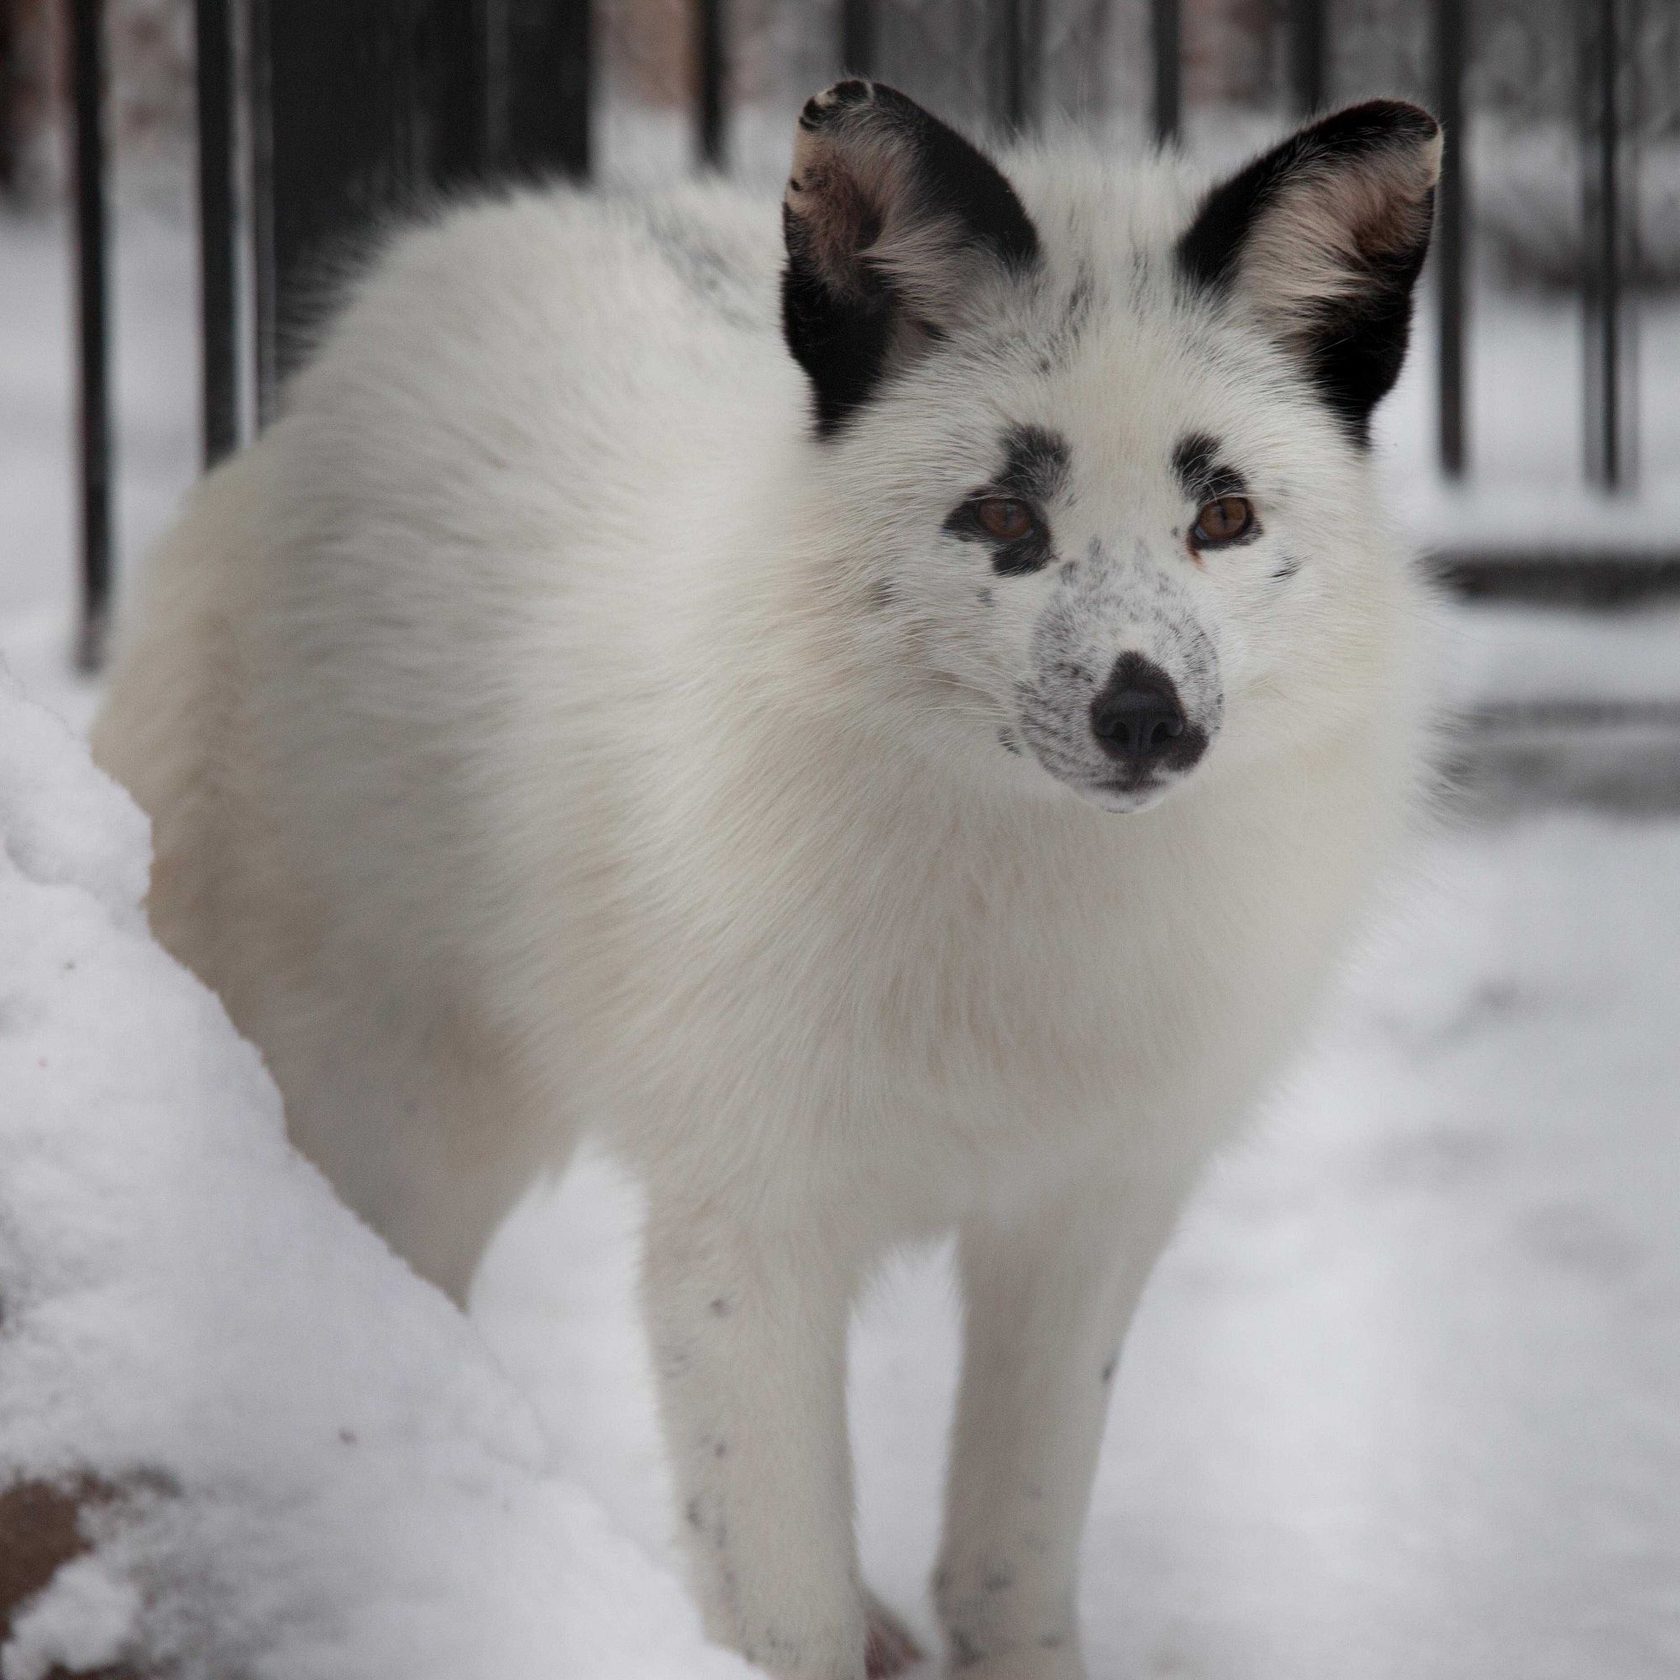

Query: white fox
[94,82,1440,1680]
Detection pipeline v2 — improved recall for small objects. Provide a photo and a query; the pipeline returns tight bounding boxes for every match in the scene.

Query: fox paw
[864,1590,926,1678]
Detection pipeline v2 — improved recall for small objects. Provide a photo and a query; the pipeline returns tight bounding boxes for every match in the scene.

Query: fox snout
[1088,652,1209,779]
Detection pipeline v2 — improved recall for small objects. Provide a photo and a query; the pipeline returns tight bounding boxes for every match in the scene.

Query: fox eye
[974,497,1037,543]
[1191,495,1255,548]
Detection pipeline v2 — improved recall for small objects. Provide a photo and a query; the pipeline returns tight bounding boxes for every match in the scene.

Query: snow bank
[0,665,742,1680]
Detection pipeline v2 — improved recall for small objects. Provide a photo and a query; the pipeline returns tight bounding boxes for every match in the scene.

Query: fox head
[782,81,1439,812]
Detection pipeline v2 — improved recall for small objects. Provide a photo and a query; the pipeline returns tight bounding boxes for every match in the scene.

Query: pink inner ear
[1237,135,1442,332]
[787,120,913,299]
[786,113,1003,324]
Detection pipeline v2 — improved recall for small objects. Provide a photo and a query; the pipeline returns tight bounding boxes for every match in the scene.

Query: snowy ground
[3,163,1680,1677]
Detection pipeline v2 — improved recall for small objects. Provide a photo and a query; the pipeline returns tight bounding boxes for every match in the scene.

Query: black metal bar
[1582,0,1638,492]
[499,0,592,179]
[251,4,426,414]
[196,0,241,467]
[0,0,18,198]
[991,0,1043,134]
[1434,0,1468,479]
[251,0,596,421]
[249,0,277,426]
[426,0,493,188]
[841,0,876,75]
[1151,0,1181,145]
[696,0,727,170]
[1434,551,1680,608]
[1287,0,1327,116]
[70,0,112,670]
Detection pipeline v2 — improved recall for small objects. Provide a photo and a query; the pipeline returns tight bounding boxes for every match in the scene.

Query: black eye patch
[996,423,1070,503]
[1171,432,1249,504]
[943,422,1069,576]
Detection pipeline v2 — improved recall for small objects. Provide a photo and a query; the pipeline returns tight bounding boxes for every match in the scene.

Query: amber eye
[1191,495,1255,548]
[974,497,1036,543]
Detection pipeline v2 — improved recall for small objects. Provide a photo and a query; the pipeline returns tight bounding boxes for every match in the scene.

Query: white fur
[94,114,1434,1680]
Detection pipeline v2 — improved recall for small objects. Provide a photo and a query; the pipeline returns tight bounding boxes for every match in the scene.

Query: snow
[2,143,1679,1679]
[0,668,746,1678]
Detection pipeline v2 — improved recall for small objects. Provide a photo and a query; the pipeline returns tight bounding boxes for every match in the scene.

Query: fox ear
[781,80,1039,436]
[1178,100,1441,445]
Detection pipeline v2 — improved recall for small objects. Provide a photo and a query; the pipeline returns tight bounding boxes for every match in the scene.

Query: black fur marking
[1064,269,1094,329]
[976,586,994,606]
[782,82,1040,436]
[998,727,1021,756]
[1177,100,1439,445]
[996,423,1070,503]
[782,201,894,437]
[1171,433,1210,495]
[760,1631,804,1667]
[943,424,1069,576]
[1171,433,1247,503]
[1272,555,1301,581]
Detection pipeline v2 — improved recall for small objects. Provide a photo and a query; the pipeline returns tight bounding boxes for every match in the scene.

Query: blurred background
[3,0,1679,791]
[1,5,1677,1677]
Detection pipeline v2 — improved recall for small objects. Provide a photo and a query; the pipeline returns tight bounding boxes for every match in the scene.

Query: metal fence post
[1151,0,1181,146]
[1434,0,1468,480]
[991,0,1043,134]
[497,0,592,179]
[1581,0,1639,492]
[696,0,727,170]
[196,0,241,468]
[1287,0,1327,116]
[70,0,112,670]
[0,0,17,198]
[250,2,529,421]
[841,0,876,75]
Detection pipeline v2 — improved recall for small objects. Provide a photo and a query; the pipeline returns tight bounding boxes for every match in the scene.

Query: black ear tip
[798,79,877,131]
[1322,98,1442,146]
[797,79,930,135]
[1363,98,1441,139]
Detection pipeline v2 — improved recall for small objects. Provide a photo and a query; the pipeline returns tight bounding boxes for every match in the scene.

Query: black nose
[1090,654,1186,762]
